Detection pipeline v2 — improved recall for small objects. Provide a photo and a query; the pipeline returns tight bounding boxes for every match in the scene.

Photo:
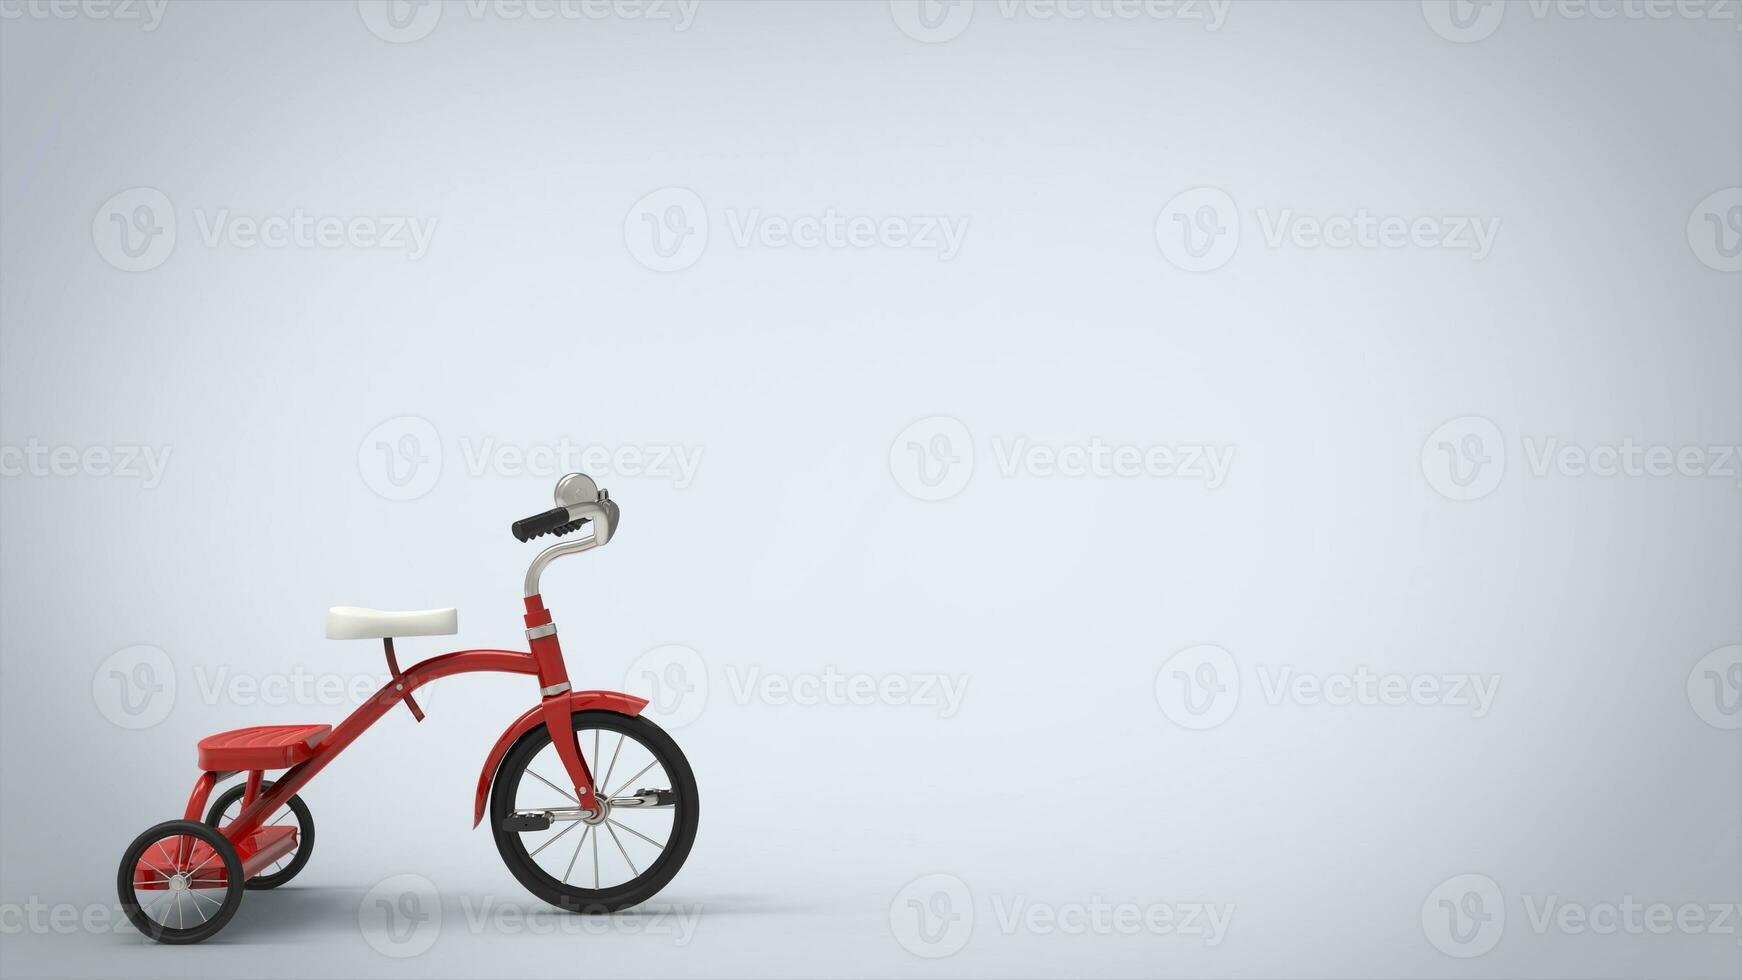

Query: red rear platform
[197,724,331,771]
[133,826,299,889]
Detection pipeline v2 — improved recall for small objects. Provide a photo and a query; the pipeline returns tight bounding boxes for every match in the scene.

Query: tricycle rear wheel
[204,781,314,889]
[117,819,244,944]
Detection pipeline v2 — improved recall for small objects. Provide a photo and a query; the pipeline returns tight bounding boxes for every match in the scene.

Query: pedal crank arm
[506,790,674,829]
[606,789,677,809]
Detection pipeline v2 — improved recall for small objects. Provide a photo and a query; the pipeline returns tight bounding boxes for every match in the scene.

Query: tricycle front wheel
[490,710,698,913]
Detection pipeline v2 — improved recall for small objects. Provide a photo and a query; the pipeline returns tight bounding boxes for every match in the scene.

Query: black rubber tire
[117,819,245,944]
[204,781,314,890]
[490,711,698,913]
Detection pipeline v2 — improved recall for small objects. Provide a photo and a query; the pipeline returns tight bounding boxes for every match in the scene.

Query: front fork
[524,594,599,812]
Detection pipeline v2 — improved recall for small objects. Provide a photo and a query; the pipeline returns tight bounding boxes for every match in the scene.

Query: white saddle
[325,606,458,641]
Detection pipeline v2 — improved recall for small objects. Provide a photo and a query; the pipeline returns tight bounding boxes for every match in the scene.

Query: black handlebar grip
[512,507,589,543]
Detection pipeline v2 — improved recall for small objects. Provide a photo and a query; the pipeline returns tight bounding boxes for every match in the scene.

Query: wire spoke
[607,761,657,799]
[604,821,638,877]
[527,819,578,857]
[607,817,665,850]
[593,825,600,889]
[525,768,579,804]
[561,825,592,884]
[598,734,624,799]
[184,848,223,878]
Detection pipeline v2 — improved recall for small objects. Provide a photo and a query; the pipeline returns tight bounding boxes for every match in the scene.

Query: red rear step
[133,826,299,889]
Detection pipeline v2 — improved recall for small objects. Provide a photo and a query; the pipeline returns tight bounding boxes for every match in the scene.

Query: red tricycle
[116,473,698,943]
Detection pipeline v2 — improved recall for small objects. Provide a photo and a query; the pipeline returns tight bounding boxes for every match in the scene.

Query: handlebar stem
[523,499,615,597]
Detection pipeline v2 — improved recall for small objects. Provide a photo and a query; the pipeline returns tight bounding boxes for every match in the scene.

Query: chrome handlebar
[523,474,619,597]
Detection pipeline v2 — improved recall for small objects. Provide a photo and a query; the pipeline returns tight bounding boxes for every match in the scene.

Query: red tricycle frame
[158,592,644,887]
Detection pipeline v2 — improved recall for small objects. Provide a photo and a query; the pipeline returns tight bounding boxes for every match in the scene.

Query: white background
[2,1,1739,977]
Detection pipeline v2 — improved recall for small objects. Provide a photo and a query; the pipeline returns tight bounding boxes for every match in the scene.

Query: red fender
[473,690,648,827]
